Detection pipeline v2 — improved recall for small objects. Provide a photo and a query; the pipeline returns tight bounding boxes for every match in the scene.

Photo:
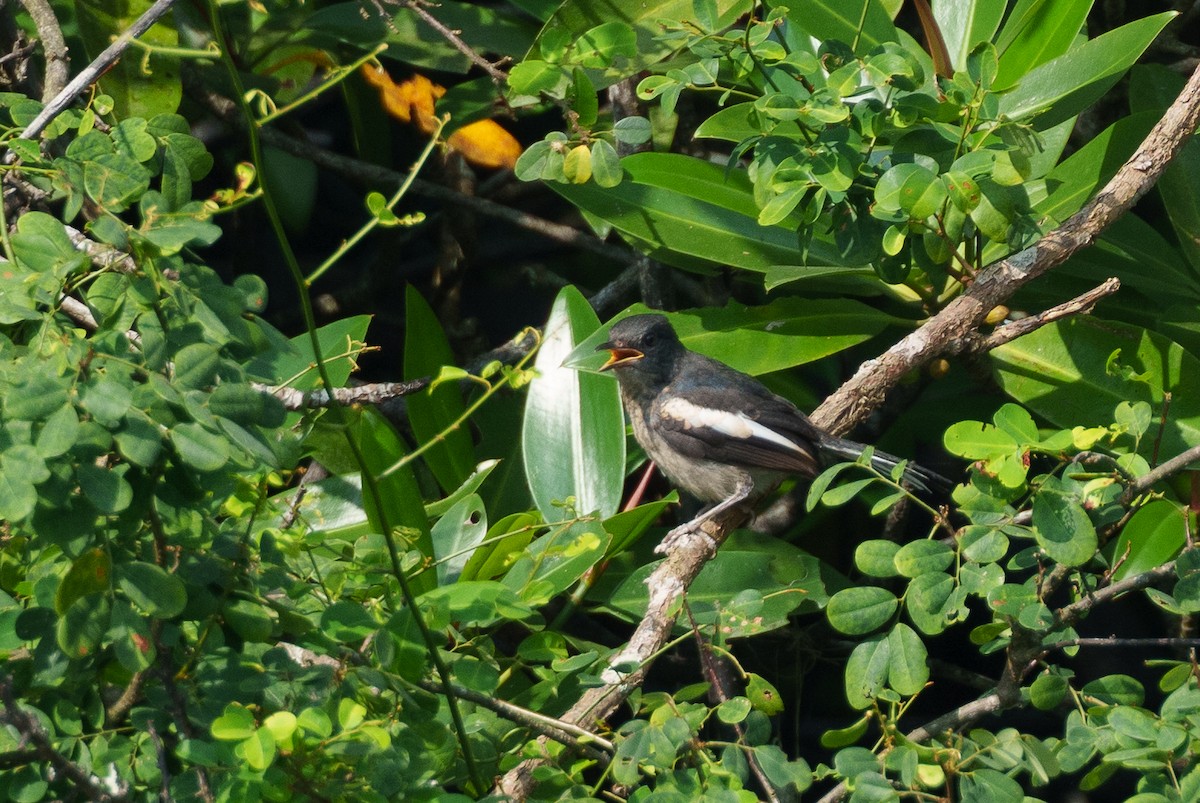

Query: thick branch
[811,61,1200,435]
[495,504,750,798]
[18,0,70,100]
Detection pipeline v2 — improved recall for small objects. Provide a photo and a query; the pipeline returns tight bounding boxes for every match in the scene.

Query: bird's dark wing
[653,354,822,476]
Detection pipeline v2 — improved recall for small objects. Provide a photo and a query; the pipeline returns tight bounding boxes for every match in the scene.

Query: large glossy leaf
[781,0,898,54]
[1128,66,1200,275]
[351,407,435,593]
[598,531,831,634]
[993,0,1093,91]
[931,0,1005,72]
[566,298,901,378]
[998,12,1176,130]
[990,318,1200,461]
[529,0,743,87]
[430,494,487,586]
[244,315,371,388]
[523,286,624,522]
[1111,500,1186,582]
[76,0,181,118]
[551,153,852,276]
[1036,112,1157,226]
[404,286,475,493]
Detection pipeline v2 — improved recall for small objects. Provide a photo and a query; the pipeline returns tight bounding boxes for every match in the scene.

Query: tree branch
[811,60,1200,436]
[495,504,751,798]
[18,0,70,101]
[17,0,179,142]
[1120,444,1200,504]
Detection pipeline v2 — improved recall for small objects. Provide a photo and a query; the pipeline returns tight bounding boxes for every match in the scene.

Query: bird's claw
[655,522,718,557]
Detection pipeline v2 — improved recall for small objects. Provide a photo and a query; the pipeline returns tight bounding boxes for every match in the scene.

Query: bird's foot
[655,521,719,557]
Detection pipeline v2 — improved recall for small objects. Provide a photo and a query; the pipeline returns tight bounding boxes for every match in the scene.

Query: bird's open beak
[597,343,643,371]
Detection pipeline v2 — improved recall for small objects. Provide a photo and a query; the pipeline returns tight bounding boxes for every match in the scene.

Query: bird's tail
[817,435,952,495]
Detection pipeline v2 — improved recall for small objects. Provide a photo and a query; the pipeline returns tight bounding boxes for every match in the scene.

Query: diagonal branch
[811,60,1200,436]
[16,0,179,142]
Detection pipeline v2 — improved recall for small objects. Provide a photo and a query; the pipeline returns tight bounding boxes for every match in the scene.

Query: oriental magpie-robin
[597,313,948,550]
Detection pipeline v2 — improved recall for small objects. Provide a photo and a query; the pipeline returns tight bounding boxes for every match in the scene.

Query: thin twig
[952,277,1121,354]
[395,0,508,82]
[0,677,127,801]
[17,0,179,141]
[1120,444,1200,504]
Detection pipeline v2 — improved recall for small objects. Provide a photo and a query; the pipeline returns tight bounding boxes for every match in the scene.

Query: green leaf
[523,286,623,522]
[76,0,181,118]
[244,315,372,389]
[785,0,898,54]
[1033,490,1097,567]
[321,601,379,643]
[84,152,152,211]
[998,12,1177,129]
[110,599,156,672]
[114,410,163,467]
[590,138,622,187]
[37,403,81,458]
[601,531,828,631]
[171,423,230,473]
[530,0,743,89]
[1111,500,1186,582]
[855,540,901,577]
[933,1,1005,71]
[571,298,897,380]
[431,494,488,585]
[992,318,1200,461]
[893,540,953,578]
[208,383,286,428]
[551,153,853,275]
[55,548,112,614]
[826,586,898,635]
[174,343,221,390]
[56,593,112,659]
[886,623,929,696]
[751,744,812,792]
[116,562,187,618]
[1030,671,1070,710]
[845,636,890,709]
[77,463,134,513]
[503,521,609,605]
[351,408,435,594]
[10,211,89,277]
[404,286,475,493]
[993,0,1092,90]
[211,703,256,741]
[223,599,275,643]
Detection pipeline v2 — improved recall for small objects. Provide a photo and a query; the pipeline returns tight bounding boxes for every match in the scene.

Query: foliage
[0,0,1198,802]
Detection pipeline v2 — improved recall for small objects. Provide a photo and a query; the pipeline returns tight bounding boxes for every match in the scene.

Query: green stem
[307,111,445,286]
[205,2,484,793]
[379,340,539,479]
[124,37,221,60]
[258,44,387,127]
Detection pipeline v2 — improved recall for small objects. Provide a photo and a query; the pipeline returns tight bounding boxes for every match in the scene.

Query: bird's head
[597,314,684,384]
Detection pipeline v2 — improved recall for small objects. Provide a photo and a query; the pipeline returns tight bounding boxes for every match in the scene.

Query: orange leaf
[361,66,521,169]
[448,121,522,170]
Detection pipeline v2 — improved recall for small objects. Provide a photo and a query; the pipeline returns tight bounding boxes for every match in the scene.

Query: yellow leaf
[448,121,522,170]
[360,66,521,170]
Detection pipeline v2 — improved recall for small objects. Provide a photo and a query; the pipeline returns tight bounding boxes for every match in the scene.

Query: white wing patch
[660,397,805,454]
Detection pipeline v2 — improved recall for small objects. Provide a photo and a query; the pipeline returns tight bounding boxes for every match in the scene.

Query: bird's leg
[656,479,754,555]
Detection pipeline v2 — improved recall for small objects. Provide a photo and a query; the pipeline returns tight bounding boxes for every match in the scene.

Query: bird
[596,313,948,551]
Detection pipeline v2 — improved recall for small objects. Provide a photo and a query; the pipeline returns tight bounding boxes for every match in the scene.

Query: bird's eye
[643,332,656,347]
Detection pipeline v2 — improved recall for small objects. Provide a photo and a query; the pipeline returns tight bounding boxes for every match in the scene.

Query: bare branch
[1120,444,1200,504]
[17,0,179,142]
[951,277,1121,354]
[495,504,751,798]
[17,0,70,100]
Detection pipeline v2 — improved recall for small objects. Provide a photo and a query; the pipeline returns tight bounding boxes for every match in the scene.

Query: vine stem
[203,1,485,792]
